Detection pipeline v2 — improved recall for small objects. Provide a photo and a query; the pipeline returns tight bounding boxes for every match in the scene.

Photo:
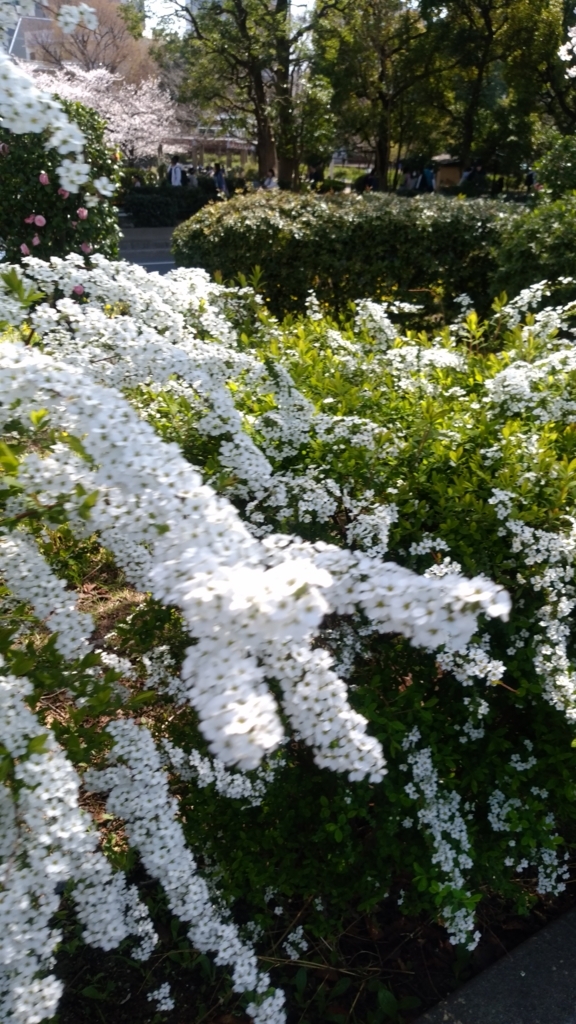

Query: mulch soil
[55,860,576,1024]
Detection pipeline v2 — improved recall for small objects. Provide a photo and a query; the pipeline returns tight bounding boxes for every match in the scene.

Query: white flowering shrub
[1,253,576,1021]
[0,98,118,264]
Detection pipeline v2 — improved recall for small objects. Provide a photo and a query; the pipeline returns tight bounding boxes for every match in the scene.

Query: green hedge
[493,196,576,300]
[124,175,246,228]
[172,191,518,317]
[124,188,203,227]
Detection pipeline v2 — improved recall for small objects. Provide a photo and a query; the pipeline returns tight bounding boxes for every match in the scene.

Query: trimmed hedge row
[172,191,576,316]
[124,176,245,228]
[171,192,518,317]
[124,186,209,227]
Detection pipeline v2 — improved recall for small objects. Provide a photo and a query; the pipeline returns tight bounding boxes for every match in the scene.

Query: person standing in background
[167,155,183,186]
[213,162,229,197]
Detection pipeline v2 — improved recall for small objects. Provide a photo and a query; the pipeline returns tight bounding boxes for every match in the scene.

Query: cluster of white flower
[0,53,89,192]
[0,260,510,788]
[487,786,569,895]
[344,494,398,558]
[0,531,93,660]
[485,345,576,423]
[163,739,283,808]
[409,534,451,556]
[0,0,34,48]
[56,3,98,34]
[86,719,285,1023]
[424,556,462,578]
[317,544,510,653]
[401,728,479,949]
[283,925,309,961]
[559,25,576,76]
[0,661,158,1023]
[355,299,401,346]
[147,982,175,1013]
[487,489,576,719]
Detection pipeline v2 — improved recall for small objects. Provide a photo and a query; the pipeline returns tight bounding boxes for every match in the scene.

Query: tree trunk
[375,124,390,192]
[278,153,296,187]
[257,121,278,178]
[460,46,491,166]
[273,0,296,188]
[253,72,277,177]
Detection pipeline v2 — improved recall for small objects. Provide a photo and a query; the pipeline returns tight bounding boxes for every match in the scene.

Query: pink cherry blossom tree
[29,64,185,158]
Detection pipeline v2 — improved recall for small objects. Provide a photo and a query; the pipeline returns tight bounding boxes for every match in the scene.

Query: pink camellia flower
[20,243,30,255]
[34,215,46,227]
[80,242,92,254]
[24,214,35,224]
[73,284,84,295]
[32,234,41,246]
[76,207,88,220]
[39,172,49,185]
[58,188,70,198]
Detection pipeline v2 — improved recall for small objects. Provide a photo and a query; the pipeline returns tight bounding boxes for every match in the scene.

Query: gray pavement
[416,908,576,1024]
[119,226,175,274]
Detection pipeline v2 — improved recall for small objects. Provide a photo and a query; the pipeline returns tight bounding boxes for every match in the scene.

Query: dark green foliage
[172,191,517,317]
[493,195,576,301]
[0,100,119,264]
[124,176,246,227]
[536,134,576,198]
[173,190,576,316]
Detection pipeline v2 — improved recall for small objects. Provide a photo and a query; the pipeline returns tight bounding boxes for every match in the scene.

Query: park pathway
[119,226,175,274]
[416,906,576,1024]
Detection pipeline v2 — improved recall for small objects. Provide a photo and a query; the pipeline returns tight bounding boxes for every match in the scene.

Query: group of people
[166,154,279,195]
[166,154,219,191]
[400,166,435,192]
[459,161,487,187]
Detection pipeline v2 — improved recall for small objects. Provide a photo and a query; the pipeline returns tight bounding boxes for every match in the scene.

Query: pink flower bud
[58,188,70,198]
[80,242,92,254]
[32,234,41,246]
[34,215,46,227]
[71,221,77,227]
[73,284,84,295]
[76,207,88,220]
[20,243,30,255]
[24,214,35,224]
[39,172,49,185]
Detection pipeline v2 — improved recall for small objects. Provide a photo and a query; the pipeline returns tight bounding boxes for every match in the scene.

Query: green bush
[0,99,119,264]
[493,195,576,301]
[172,191,517,317]
[536,134,576,198]
[5,263,576,1021]
[124,175,246,228]
[115,165,159,205]
[124,183,210,227]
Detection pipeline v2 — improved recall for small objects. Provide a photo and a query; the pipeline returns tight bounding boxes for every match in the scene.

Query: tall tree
[315,0,441,188]
[537,0,576,133]
[421,0,563,166]
[154,0,344,183]
[29,65,183,158]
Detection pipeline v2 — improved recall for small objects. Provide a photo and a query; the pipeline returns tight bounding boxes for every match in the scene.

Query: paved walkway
[416,907,576,1024]
[119,226,175,274]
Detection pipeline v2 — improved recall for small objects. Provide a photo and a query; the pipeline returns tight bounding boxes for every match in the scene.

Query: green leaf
[80,985,107,1000]
[377,986,398,1016]
[27,734,49,756]
[0,442,19,474]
